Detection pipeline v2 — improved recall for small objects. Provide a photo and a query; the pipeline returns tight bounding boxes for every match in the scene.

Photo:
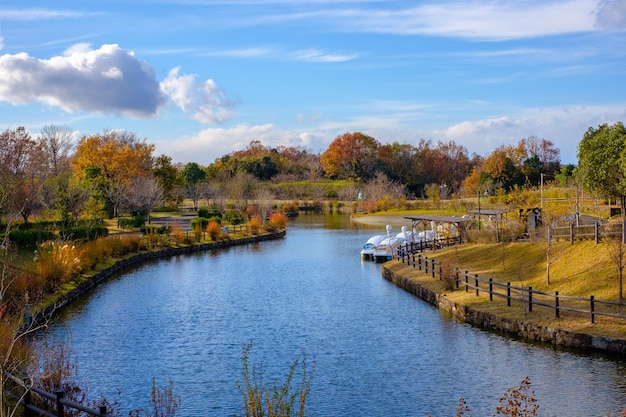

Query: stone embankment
[382,264,626,354]
[35,232,286,325]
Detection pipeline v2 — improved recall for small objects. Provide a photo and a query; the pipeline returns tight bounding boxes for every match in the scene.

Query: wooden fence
[3,373,110,417]
[399,236,463,254]
[549,221,626,244]
[396,252,626,324]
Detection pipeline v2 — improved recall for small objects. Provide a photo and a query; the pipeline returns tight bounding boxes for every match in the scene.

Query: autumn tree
[0,127,45,225]
[320,132,380,180]
[377,142,425,196]
[72,131,154,183]
[72,131,155,218]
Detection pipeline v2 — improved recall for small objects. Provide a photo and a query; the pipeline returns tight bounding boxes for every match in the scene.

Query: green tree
[180,162,207,210]
[577,122,626,217]
[153,155,181,207]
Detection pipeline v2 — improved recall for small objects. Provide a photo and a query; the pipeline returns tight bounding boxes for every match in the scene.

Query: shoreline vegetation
[352,214,626,354]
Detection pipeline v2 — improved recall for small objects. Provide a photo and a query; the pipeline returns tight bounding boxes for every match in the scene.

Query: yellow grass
[389,239,626,340]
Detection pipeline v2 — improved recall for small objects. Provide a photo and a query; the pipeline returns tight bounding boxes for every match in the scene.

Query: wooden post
[55,391,65,417]
[412,253,415,268]
[555,291,560,318]
[507,282,511,307]
[455,268,459,289]
[489,278,493,301]
[431,258,436,278]
[528,287,533,313]
[465,271,469,292]
[570,223,574,244]
[24,380,34,417]
[590,295,595,324]
[438,266,442,281]
[595,222,599,244]
[475,274,479,296]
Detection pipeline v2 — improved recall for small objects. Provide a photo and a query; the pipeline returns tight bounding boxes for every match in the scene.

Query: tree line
[6,122,623,231]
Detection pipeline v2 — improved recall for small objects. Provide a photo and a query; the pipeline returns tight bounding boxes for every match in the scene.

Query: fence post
[555,291,560,318]
[465,271,469,292]
[412,253,415,268]
[455,268,459,289]
[23,379,34,417]
[528,287,533,313]
[431,259,436,278]
[418,255,422,271]
[489,278,493,301]
[547,224,552,246]
[507,282,511,307]
[590,295,595,324]
[55,391,65,417]
[570,223,574,245]
[475,274,479,296]
[595,222,599,245]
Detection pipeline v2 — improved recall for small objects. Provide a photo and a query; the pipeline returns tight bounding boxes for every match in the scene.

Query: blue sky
[1,0,625,166]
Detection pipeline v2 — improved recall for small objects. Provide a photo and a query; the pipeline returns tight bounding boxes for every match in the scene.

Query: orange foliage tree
[320,132,380,180]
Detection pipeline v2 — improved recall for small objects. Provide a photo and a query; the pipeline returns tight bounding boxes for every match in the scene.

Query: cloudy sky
[1,0,625,165]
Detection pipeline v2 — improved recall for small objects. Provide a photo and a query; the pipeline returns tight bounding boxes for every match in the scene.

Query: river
[38,213,626,416]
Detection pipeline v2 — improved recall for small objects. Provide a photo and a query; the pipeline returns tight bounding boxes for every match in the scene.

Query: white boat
[360,234,387,260]
[372,230,407,262]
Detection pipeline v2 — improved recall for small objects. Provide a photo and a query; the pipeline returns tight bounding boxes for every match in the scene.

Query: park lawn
[386,239,626,340]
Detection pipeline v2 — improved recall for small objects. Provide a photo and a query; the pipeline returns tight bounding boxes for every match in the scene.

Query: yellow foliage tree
[72,131,154,184]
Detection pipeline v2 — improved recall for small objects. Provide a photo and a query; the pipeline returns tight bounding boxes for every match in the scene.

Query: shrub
[248,216,262,235]
[8,230,56,247]
[207,221,222,241]
[60,227,108,241]
[269,212,287,230]
[208,216,222,225]
[170,221,186,244]
[225,211,246,225]
[198,207,222,219]
[120,215,145,229]
[140,225,169,235]
[190,217,209,231]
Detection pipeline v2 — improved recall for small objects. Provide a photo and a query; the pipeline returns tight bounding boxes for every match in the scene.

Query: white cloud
[160,67,235,124]
[335,0,599,40]
[292,48,358,62]
[595,0,626,30]
[0,44,235,123]
[0,8,95,21]
[0,43,164,118]
[154,123,332,165]
[434,105,626,163]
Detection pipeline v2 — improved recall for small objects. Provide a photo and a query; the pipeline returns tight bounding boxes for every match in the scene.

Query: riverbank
[382,260,626,354]
[33,231,286,326]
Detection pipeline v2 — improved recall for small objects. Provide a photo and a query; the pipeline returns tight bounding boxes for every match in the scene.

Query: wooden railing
[549,221,626,244]
[4,373,110,417]
[397,235,463,255]
[396,252,626,324]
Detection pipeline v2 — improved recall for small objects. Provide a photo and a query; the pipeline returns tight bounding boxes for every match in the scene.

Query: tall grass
[236,343,313,417]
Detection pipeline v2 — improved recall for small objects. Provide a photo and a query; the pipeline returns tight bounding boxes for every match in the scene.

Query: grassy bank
[385,239,626,340]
